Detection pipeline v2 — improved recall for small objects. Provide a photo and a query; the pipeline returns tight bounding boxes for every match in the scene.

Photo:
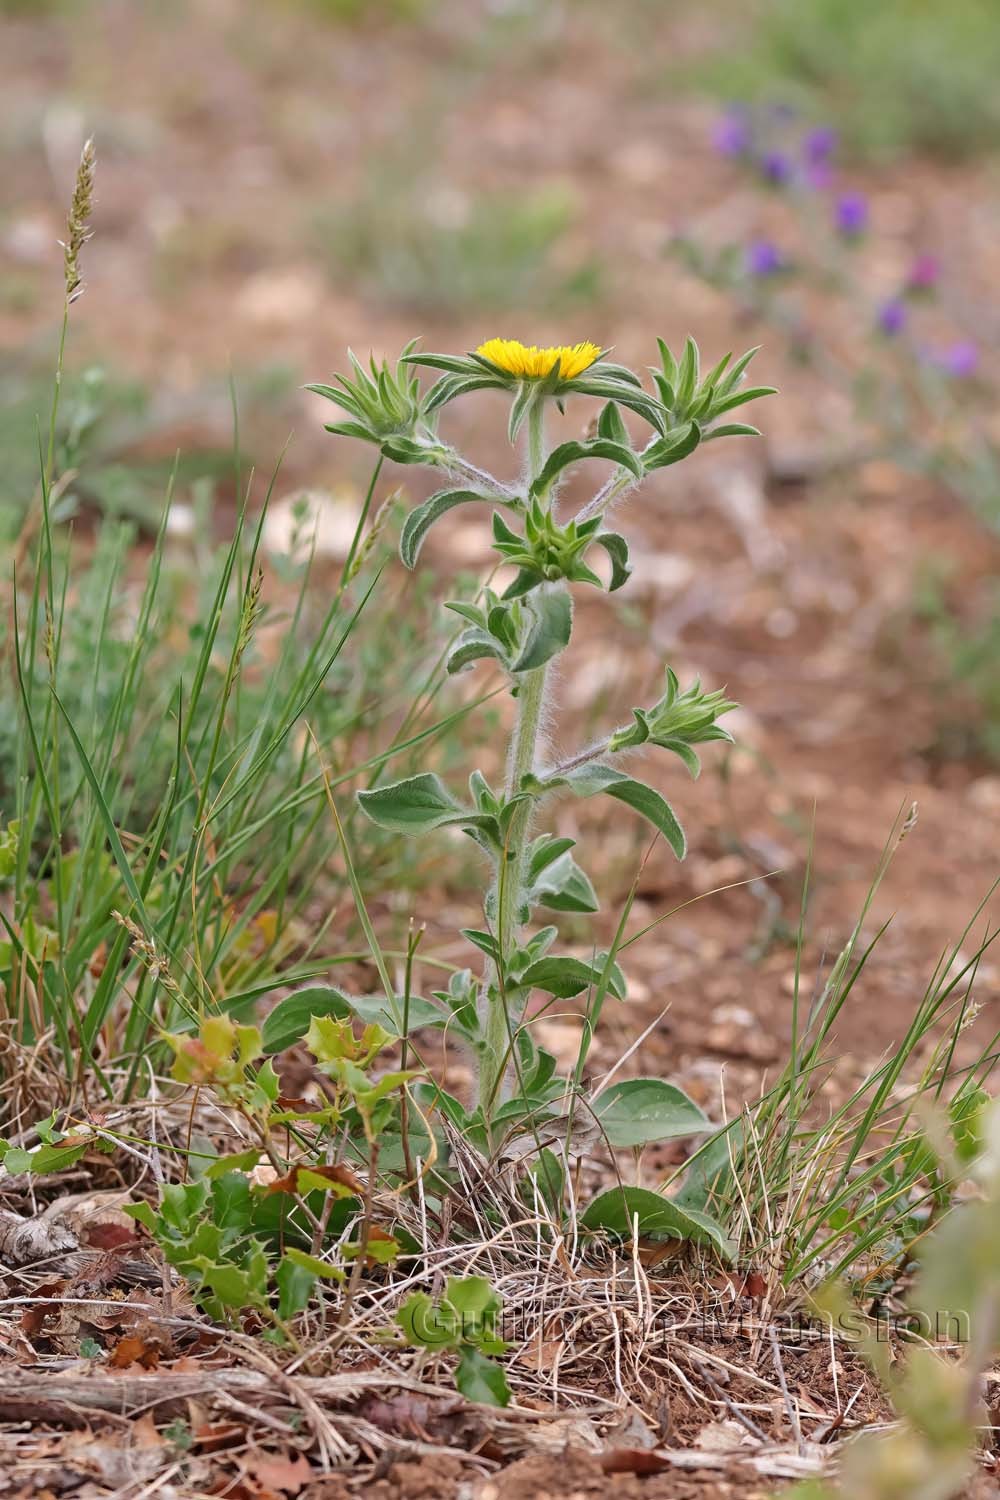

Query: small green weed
[319,173,601,316]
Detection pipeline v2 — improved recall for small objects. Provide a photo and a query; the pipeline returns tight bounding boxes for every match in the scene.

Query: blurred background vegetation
[2,0,1000,918]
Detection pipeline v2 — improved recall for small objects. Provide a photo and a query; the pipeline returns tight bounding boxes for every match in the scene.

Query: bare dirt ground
[4,1,1000,1494]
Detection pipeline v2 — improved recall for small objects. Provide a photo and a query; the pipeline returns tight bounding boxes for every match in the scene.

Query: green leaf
[380,435,443,466]
[276,1257,316,1320]
[710,386,777,417]
[521,1147,565,1216]
[527,834,576,878]
[203,1150,264,1180]
[528,849,599,914]
[704,422,762,442]
[643,421,701,472]
[442,1276,507,1356]
[530,438,642,498]
[261,986,353,1054]
[123,1201,158,1232]
[581,1185,733,1260]
[592,531,631,591]
[202,1254,269,1310]
[510,590,572,673]
[446,628,508,676]
[399,490,491,570]
[676,335,700,408]
[564,765,686,859]
[455,1346,511,1408]
[509,379,540,443]
[210,1172,253,1232]
[3,1141,88,1175]
[445,1274,501,1322]
[398,1291,460,1350]
[597,401,629,445]
[357,773,461,834]
[262,986,444,1052]
[671,1128,743,1218]
[518,954,625,1000]
[593,1079,710,1149]
[285,1247,347,1281]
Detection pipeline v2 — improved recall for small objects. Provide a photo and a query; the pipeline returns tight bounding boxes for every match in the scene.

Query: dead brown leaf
[60,1414,168,1487]
[266,1162,363,1196]
[109,1334,162,1370]
[242,1450,314,1495]
[192,1420,246,1453]
[20,1279,68,1338]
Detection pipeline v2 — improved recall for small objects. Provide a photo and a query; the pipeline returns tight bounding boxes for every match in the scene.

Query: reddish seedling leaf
[600,1448,672,1475]
[744,1269,768,1300]
[83,1222,140,1251]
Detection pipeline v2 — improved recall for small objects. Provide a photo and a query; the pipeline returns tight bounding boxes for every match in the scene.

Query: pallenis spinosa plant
[135,333,771,1398]
[303,337,772,1208]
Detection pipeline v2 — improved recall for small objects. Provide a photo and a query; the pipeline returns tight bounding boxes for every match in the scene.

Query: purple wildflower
[907,253,941,291]
[760,149,793,186]
[877,299,907,336]
[835,192,869,237]
[745,239,784,277]
[713,109,751,157]
[939,341,978,378]
[803,126,838,164]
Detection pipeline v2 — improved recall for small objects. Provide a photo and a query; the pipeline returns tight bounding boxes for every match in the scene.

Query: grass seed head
[62,136,95,304]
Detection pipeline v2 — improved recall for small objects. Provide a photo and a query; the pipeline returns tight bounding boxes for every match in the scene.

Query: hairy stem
[479,399,551,1119]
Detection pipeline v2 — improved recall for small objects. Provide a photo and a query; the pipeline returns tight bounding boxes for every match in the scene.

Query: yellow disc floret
[476,338,601,381]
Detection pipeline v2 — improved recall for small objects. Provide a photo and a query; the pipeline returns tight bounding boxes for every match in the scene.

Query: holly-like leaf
[284,1247,347,1281]
[398,1291,460,1350]
[211,1172,253,1232]
[263,985,446,1052]
[3,1140,89,1175]
[455,1345,511,1408]
[593,1079,710,1149]
[261,986,354,1054]
[275,1257,316,1320]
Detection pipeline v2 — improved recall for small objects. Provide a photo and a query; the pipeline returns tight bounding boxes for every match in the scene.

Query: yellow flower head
[476,338,601,381]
